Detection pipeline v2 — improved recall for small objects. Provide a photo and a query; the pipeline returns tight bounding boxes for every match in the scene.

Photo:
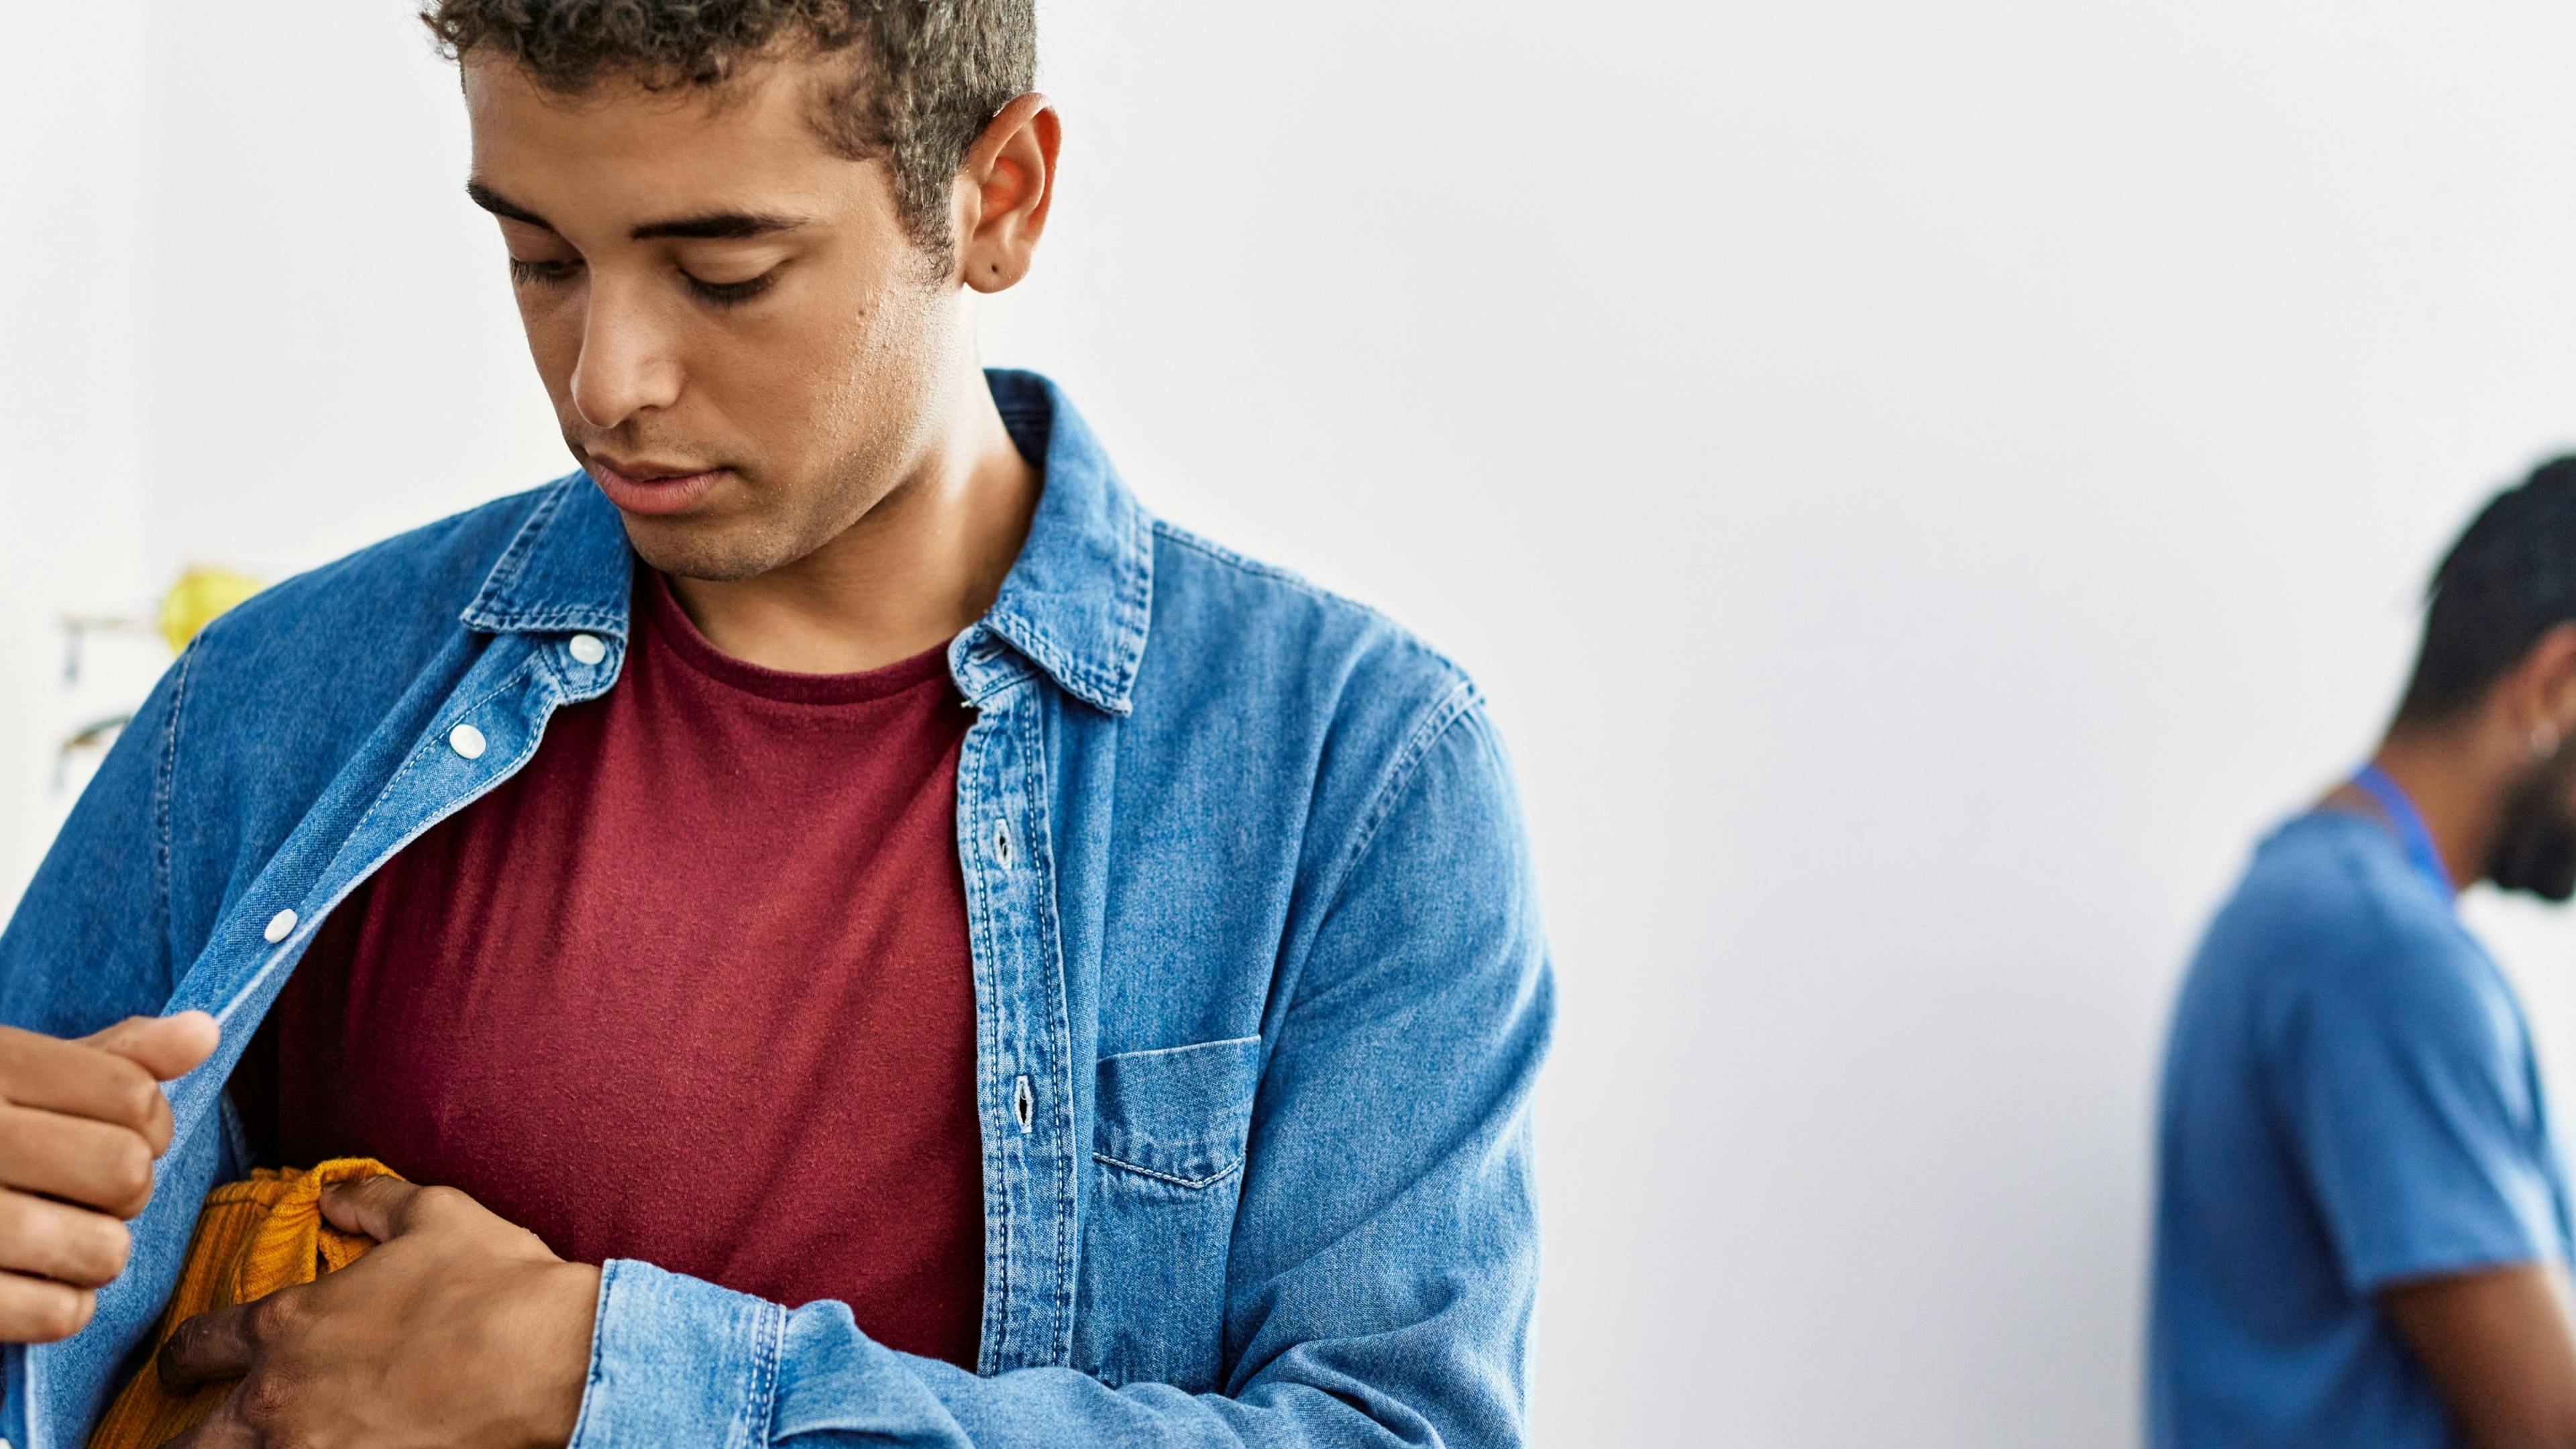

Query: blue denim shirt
[0,372,1552,1448]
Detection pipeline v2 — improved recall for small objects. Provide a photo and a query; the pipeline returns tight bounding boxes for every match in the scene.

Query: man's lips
[584,455,725,517]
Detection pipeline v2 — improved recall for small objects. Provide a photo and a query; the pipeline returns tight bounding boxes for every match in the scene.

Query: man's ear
[953,93,1059,293]
[2516,622,2576,751]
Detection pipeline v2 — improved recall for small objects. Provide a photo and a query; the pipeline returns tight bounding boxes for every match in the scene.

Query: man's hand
[0,1012,218,1342]
[158,1177,600,1449]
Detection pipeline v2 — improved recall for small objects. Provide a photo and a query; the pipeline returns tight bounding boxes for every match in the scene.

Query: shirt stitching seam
[1152,517,1466,645]
[1149,519,1478,690]
[1017,692,1080,1362]
[334,667,535,852]
[567,1265,613,1449]
[1307,679,1484,938]
[153,639,198,979]
[744,1298,784,1448]
[1088,1152,1244,1191]
[1101,1034,1262,1063]
[956,722,1014,1371]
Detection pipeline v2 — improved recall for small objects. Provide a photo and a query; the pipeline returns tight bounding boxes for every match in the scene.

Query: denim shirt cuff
[568,1258,786,1449]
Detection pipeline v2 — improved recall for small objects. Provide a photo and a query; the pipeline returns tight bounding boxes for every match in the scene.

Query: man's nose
[568,274,684,429]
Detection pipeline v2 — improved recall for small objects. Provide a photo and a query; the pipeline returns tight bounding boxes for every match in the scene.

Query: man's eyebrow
[627,211,810,242]
[464,182,808,243]
[465,180,553,231]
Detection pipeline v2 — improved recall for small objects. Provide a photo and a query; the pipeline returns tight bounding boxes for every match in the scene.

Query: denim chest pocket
[1073,1034,1262,1390]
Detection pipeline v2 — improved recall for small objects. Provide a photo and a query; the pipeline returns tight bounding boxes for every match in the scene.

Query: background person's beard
[2488,747,2576,900]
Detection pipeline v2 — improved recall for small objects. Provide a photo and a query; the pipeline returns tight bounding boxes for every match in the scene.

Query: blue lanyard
[2351,763,2457,900]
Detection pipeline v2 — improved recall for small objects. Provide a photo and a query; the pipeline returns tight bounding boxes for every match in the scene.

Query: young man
[0,5,1552,1446]
[2152,464,2576,1448]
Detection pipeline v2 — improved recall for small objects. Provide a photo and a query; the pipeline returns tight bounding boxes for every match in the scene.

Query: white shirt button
[448,723,487,760]
[263,909,297,944]
[568,633,607,665]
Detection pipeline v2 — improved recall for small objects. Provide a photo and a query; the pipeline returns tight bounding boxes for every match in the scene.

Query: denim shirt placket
[23,626,626,1449]
[174,631,622,1119]
[948,625,1079,1374]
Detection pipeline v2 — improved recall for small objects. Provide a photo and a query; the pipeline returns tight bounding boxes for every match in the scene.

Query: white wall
[0,6,158,907]
[15,3,2576,1444]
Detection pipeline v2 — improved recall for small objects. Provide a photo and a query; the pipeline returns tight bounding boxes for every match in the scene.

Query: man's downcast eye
[505,255,774,307]
[507,257,579,287]
[684,269,779,307]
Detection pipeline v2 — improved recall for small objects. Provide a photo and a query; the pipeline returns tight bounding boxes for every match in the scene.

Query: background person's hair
[2395,457,2576,729]
[420,0,1036,256]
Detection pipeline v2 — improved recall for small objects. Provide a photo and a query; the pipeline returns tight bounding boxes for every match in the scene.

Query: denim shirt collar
[458,368,1154,715]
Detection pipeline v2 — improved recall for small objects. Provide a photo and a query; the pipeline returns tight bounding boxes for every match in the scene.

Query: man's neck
[2356,728,2512,896]
[664,378,1040,676]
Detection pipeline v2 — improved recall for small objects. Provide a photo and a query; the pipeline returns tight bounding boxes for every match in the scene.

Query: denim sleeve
[0,644,189,1036]
[568,700,1554,1448]
[0,649,193,1449]
[2269,928,2562,1295]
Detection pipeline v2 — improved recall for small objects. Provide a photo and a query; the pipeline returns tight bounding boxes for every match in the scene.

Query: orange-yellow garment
[85,1158,400,1449]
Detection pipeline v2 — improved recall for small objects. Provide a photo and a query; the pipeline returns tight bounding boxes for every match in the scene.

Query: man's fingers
[0,1188,129,1288]
[0,1271,94,1342]
[319,1174,425,1241]
[158,1299,260,1391]
[0,1105,153,1218]
[77,1012,218,1083]
[0,1027,173,1153]
[156,1385,262,1449]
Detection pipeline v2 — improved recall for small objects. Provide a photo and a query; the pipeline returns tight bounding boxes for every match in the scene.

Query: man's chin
[618,515,799,584]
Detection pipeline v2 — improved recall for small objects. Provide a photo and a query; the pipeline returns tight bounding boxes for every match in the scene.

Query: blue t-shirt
[2151,809,2576,1448]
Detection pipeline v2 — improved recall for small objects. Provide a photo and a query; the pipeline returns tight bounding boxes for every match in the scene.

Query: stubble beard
[2488,745,2576,902]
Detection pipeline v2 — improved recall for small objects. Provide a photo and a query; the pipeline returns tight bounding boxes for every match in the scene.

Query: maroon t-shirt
[237,567,985,1367]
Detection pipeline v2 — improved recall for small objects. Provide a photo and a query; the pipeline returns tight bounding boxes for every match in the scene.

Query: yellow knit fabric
[85,1159,400,1449]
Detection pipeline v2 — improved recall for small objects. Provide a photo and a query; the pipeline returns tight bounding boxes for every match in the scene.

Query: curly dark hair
[421,1,1036,253]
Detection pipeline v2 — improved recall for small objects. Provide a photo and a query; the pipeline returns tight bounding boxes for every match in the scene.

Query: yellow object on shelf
[158,567,263,654]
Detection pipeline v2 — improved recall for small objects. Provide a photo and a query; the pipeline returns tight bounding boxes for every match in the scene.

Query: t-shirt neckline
[639,564,955,706]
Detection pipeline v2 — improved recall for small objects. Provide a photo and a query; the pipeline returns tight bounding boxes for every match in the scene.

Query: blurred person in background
[2153,461,2576,1448]
[0,3,1552,1446]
